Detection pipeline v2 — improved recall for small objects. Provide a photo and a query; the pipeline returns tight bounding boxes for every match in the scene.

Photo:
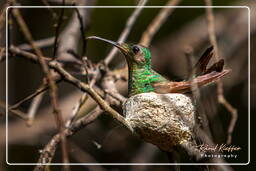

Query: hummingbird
[87,36,230,97]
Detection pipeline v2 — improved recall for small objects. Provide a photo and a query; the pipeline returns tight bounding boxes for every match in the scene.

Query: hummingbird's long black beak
[86,36,128,54]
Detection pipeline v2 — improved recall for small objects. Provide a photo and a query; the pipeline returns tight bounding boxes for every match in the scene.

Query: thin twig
[9,45,51,61]
[40,0,58,19]
[101,73,127,105]
[139,0,182,46]
[104,0,148,65]
[74,7,86,56]
[26,86,45,126]
[184,46,200,96]
[65,93,88,127]
[11,7,70,167]
[9,71,62,110]
[0,100,28,120]
[184,47,212,138]
[9,46,133,132]
[52,0,65,58]
[56,0,95,64]
[204,0,237,145]
[49,61,133,132]
[0,47,5,62]
[17,36,55,51]
[0,1,11,30]
[34,107,103,170]
[65,56,97,126]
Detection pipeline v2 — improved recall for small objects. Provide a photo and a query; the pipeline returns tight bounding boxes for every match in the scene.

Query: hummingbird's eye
[132,45,140,54]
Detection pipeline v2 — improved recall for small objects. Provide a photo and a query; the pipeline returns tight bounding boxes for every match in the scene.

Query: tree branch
[104,0,148,64]
[139,0,182,46]
[12,7,70,166]
[204,0,238,145]
[34,107,102,170]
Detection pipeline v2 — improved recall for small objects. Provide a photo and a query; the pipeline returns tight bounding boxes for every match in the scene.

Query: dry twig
[52,0,66,58]
[184,47,213,139]
[65,93,88,127]
[11,7,70,167]
[8,45,133,169]
[8,46,132,131]
[17,36,55,51]
[0,100,28,120]
[9,73,62,110]
[74,7,87,56]
[49,60,132,131]
[140,0,182,46]
[26,85,45,126]
[34,107,103,170]
[204,0,238,144]
[104,0,148,64]
[40,0,58,19]
[56,0,95,64]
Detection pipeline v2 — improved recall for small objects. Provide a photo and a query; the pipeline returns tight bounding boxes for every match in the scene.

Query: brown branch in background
[65,56,93,126]
[26,83,46,126]
[17,36,55,51]
[9,46,132,131]
[204,0,238,145]
[40,0,58,19]
[52,0,66,58]
[104,0,148,65]
[100,65,127,106]
[65,93,88,126]
[8,1,96,129]
[49,61,133,131]
[9,45,52,61]
[7,49,62,126]
[9,73,62,110]
[0,47,5,62]
[184,46,196,79]
[34,107,103,171]
[11,7,70,169]
[0,5,6,27]
[0,100,28,120]
[139,0,182,46]
[26,93,44,126]
[56,0,95,64]
[184,46,213,139]
[74,7,86,56]
[0,1,11,31]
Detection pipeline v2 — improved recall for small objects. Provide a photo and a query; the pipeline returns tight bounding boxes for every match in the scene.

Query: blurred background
[0,0,255,171]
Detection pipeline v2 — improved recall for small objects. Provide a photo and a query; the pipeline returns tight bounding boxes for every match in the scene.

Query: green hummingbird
[87,36,230,97]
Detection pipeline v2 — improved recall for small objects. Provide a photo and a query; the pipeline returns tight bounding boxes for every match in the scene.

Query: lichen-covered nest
[123,92,195,152]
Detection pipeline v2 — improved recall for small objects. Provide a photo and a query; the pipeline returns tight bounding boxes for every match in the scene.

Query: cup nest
[123,92,195,152]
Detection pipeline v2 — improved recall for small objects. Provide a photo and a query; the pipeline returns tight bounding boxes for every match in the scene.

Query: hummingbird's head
[87,36,151,67]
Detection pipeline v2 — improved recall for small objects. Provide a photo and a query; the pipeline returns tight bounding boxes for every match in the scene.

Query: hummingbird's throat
[128,64,161,96]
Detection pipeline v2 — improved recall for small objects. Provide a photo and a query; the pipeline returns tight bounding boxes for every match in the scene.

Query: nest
[123,92,195,152]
